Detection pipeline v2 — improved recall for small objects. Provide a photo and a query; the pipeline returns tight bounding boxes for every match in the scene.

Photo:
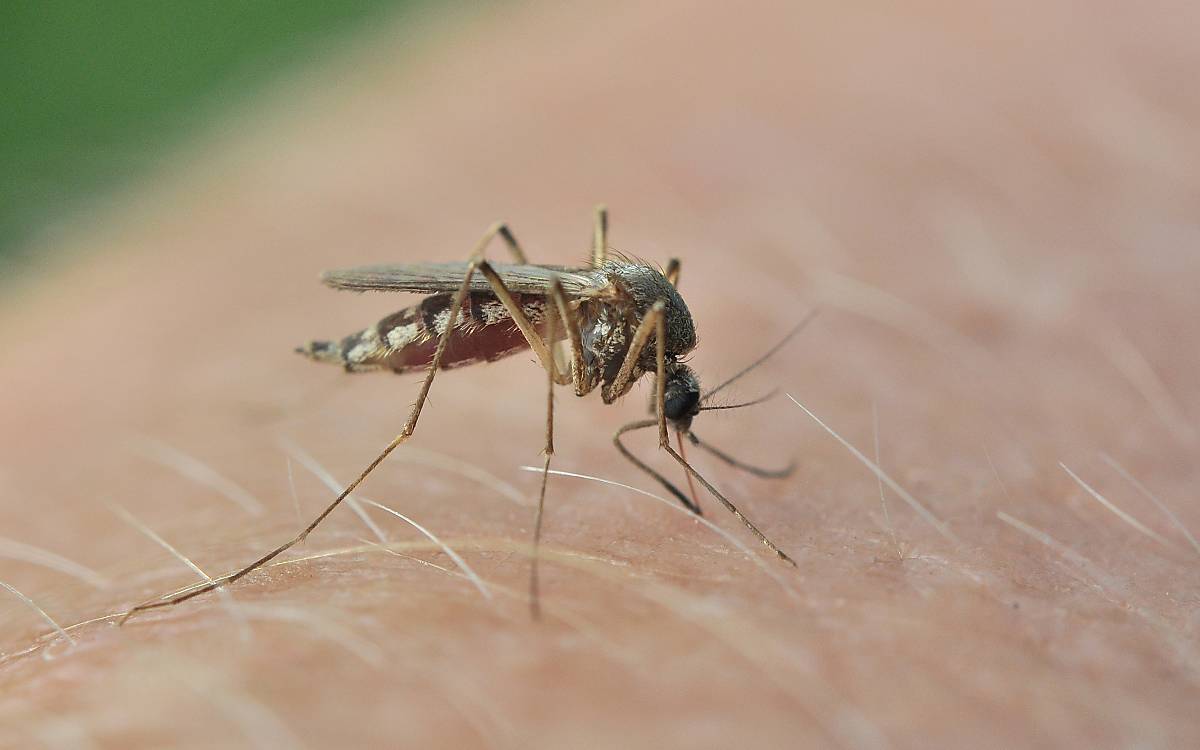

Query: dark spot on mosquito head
[663,362,701,429]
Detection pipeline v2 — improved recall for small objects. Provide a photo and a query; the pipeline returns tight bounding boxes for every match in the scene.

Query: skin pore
[1,2,1197,747]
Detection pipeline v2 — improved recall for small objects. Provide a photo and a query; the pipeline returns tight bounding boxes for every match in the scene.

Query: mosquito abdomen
[297,292,548,374]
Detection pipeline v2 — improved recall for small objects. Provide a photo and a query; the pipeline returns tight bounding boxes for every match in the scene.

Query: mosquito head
[661,361,701,431]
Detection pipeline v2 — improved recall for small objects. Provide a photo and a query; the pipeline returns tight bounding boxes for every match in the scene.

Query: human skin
[1,1,1198,747]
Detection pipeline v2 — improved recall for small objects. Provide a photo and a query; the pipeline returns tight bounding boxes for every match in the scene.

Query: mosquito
[121,206,811,622]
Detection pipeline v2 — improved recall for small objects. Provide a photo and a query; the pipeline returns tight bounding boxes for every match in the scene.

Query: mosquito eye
[664,389,700,421]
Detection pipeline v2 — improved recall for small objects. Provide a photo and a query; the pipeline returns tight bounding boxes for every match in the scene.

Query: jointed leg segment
[607,302,666,419]
[476,260,555,373]
[613,419,797,566]
[664,258,681,287]
[530,295,558,620]
[494,223,528,264]
[548,279,587,392]
[591,205,608,268]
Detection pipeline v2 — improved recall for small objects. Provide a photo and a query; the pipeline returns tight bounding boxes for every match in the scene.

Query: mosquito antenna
[686,432,796,479]
[701,308,819,404]
[697,389,780,412]
[614,419,702,515]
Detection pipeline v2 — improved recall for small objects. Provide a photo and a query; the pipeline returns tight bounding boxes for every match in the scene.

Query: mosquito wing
[320,262,603,297]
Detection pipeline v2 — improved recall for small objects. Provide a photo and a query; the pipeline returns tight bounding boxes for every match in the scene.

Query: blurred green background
[1,1,409,271]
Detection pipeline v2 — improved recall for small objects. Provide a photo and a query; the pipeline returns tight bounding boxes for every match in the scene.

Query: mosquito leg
[530,298,557,620]
[615,419,797,565]
[548,278,588,394]
[476,261,556,373]
[664,258,681,287]
[120,223,521,622]
[653,308,668,447]
[606,301,665,410]
[663,441,797,567]
[613,419,703,514]
[609,300,670,447]
[590,204,608,268]
[492,222,529,264]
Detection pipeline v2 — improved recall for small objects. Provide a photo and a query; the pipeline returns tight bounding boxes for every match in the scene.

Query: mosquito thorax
[604,261,696,356]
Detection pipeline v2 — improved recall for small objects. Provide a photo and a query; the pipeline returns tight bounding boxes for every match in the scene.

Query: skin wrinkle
[1,1,1199,748]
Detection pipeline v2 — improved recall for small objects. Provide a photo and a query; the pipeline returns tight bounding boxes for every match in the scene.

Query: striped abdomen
[298,292,547,373]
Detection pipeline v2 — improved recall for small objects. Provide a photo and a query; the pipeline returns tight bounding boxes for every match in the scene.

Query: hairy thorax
[579,262,696,402]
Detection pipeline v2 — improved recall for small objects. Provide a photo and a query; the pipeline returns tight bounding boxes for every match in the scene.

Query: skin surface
[1,1,1198,747]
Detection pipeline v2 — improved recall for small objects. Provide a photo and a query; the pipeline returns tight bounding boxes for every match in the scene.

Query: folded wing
[321,262,601,297]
